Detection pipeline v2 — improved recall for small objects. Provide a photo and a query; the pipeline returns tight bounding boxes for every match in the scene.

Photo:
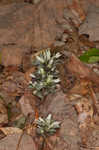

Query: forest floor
[0,1,99,150]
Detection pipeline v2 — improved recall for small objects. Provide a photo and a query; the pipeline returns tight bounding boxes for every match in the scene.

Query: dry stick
[80,144,99,149]
[39,137,45,150]
[45,138,53,150]
[16,111,38,150]
[88,84,98,115]
[16,116,29,150]
[40,137,53,150]
[16,131,25,150]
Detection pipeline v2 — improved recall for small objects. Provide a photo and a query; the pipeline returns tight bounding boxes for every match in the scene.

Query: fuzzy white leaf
[49,121,60,129]
[47,58,54,68]
[39,68,45,75]
[36,56,44,63]
[46,75,53,84]
[30,74,36,78]
[46,49,51,61]
[38,117,45,123]
[55,52,61,58]
[33,90,37,94]
[29,81,33,84]
[53,78,60,83]
[46,114,52,124]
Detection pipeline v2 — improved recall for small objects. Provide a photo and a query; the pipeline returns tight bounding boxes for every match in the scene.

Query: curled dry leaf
[0,127,22,135]
[0,99,8,124]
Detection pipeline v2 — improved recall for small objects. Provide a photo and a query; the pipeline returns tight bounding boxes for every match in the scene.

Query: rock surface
[0,133,37,150]
[1,46,23,66]
[79,5,99,41]
[0,0,86,66]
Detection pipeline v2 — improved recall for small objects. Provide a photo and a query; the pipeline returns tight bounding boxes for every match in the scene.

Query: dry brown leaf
[0,127,22,135]
[67,0,86,25]
[19,92,36,117]
[0,133,37,150]
[1,46,23,67]
[0,99,8,124]
[69,78,90,95]
[67,54,99,86]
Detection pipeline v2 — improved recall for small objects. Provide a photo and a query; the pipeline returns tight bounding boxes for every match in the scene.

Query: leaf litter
[0,1,99,150]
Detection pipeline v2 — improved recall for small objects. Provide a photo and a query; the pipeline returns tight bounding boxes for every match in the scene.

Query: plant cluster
[29,48,61,99]
[35,114,61,137]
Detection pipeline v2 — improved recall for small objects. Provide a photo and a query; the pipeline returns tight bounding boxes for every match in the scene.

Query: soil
[0,1,99,150]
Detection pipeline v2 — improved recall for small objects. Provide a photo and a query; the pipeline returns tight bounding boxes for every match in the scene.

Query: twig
[88,84,98,115]
[16,131,24,150]
[39,137,45,150]
[80,144,99,149]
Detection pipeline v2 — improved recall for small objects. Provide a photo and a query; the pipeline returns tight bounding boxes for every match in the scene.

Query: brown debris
[66,54,99,86]
[0,99,8,125]
[19,91,36,117]
[0,1,99,150]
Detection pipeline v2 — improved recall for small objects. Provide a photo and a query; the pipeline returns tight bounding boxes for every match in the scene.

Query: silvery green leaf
[46,114,52,124]
[48,128,56,134]
[40,129,44,134]
[39,68,45,75]
[53,78,60,83]
[30,74,36,78]
[47,58,54,68]
[46,114,52,120]
[33,81,37,86]
[29,85,33,88]
[29,48,61,99]
[35,91,44,99]
[55,52,61,58]
[43,51,47,61]
[33,82,40,90]
[49,121,60,129]
[46,49,51,61]
[36,56,45,63]
[33,90,37,95]
[51,66,56,71]
[39,82,44,87]
[38,117,45,123]
[46,75,53,84]
[29,81,33,85]
[37,128,44,135]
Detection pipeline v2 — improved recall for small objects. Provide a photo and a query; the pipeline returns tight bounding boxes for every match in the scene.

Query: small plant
[35,114,61,137]
[29,48,61,99]
[79,48,99,63]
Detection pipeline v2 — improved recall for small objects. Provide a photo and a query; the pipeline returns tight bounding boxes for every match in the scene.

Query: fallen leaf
[68,0,86,24]
[0,133,37,150]
[0,51,2,64]
[19,91,36,117]
[0,99,8,124]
